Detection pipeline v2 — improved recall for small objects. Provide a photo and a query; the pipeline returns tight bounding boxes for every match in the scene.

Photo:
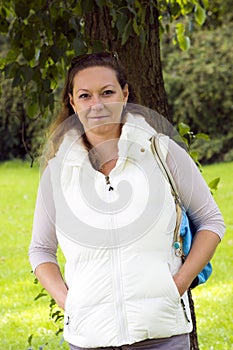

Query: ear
[122,84,129,102]
[69,93,76,113]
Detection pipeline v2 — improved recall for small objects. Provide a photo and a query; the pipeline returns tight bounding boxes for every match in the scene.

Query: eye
[78,93,90,99]
[102,90,115,96]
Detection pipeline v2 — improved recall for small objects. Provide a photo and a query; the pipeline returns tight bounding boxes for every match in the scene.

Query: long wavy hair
[42,52,137,167]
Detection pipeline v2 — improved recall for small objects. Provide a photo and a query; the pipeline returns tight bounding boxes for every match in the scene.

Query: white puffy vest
[49,113,193,347]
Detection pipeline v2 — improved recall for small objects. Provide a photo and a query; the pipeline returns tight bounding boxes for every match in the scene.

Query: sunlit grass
[192,161,233,350]
[0,161,68,349]
[0,160,232,349]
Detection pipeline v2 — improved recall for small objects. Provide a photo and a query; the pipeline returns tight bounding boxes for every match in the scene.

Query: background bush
[162,23,233,163]
[0,81,51,163]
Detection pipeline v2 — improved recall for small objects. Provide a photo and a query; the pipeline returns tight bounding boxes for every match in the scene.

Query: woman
[29,52,225,350]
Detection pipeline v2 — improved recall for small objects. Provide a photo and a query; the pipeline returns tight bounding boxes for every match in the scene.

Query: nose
[91,103,104,111]
[90,95,104,111]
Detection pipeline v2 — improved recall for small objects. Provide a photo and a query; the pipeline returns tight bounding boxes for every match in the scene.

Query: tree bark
[85,3,199,349]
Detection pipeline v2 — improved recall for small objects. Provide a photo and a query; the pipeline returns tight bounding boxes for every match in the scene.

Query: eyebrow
[76,84,116,94]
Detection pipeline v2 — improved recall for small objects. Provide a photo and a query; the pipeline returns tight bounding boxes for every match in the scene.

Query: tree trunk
[85,3,199,349]
[85,3,170,121]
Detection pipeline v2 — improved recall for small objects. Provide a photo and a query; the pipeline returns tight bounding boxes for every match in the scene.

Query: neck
[85,123,122,148]
[83,125,121,173]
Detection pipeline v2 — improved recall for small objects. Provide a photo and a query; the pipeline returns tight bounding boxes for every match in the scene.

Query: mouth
[88,116,109,120]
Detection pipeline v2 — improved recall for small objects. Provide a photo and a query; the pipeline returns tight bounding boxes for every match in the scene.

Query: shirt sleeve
[28,166,58,273]
[166,138,226,240]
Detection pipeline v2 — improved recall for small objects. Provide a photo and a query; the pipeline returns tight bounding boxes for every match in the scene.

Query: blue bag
[151,135,213,289]
[180,211,212,288]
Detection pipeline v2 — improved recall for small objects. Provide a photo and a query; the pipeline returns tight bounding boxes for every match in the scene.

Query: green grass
[0,160,232,349]
[192,162,233,350]
[0,161,68,350]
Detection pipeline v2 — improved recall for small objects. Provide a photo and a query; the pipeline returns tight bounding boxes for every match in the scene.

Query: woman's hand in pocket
[173,273,189,297]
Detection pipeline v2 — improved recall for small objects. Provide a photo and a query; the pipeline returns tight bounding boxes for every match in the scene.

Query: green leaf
[5,62,20,79]
[121,19,132,46]
[6,48,20,63]
[12,72,22,87]
[176,23,190,51]
[0,14,9,33]
[133,18,140,35]
[32,67,42,84]
[195,4,206,26]
[195,133,210,141]
[202,0,209,9]
[39,44,49,66]
[22,46,35,61]
[0,57,6,69]
[170,2,181,19]
[178,122,190,136]
[73,37,86,55]
[139,27,146,52]
[14,1,30,19]
[178,34,190,51]
[28,102,38,118]
[208,177,220,191]
[21,65,33,83]
[116,12,128,35]
[50,45,63,62]
[189,150,199,162]
[42,78,51,93]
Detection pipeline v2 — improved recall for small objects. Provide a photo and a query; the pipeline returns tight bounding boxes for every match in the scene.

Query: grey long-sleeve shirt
[29,138,226,272]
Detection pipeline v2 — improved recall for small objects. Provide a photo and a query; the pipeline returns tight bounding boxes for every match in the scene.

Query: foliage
[0,0,208,161]
[162,23,233,163]
[0,79,51,163]
[178,122,220,193]
[158,0,208,51]
[202,0,233,29]
[0,0,207,117]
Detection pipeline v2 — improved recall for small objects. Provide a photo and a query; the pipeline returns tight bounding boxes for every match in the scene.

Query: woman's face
[69,66,129,139]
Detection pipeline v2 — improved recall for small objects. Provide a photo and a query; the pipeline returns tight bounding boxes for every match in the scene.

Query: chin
[86,122,121,138]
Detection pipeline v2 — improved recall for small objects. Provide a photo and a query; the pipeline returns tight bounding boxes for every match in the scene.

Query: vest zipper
[104,175,129,343]
[112,247,129,343]
[105,175,114,191]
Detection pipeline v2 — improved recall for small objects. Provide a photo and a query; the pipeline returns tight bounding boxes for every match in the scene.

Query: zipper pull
[105,175,114,191]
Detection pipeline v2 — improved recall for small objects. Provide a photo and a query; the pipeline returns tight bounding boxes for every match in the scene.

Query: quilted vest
[48,113,193,347]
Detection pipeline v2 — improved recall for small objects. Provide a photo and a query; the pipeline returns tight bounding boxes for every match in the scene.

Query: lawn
[0,161,69,350]
[192,161,233,350]
[0,160,232,350]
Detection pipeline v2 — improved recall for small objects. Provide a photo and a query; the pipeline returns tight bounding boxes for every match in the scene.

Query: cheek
[77,106,91,125]
[77,109,87,121]
[75,100,89,113]
[109,102,124,118]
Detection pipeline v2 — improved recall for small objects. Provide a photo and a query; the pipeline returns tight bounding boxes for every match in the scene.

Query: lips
[88,116,109,120]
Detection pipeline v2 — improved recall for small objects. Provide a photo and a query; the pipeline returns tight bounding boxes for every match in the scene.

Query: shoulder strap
[151,135,183,257]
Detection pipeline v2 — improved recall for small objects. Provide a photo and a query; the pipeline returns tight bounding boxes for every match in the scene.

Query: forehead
[73,66,119,89]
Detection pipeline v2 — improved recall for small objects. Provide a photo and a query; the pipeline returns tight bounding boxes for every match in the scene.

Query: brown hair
[43,52,137,165]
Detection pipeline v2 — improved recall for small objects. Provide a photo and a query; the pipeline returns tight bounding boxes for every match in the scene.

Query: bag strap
[151,135,184,257]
